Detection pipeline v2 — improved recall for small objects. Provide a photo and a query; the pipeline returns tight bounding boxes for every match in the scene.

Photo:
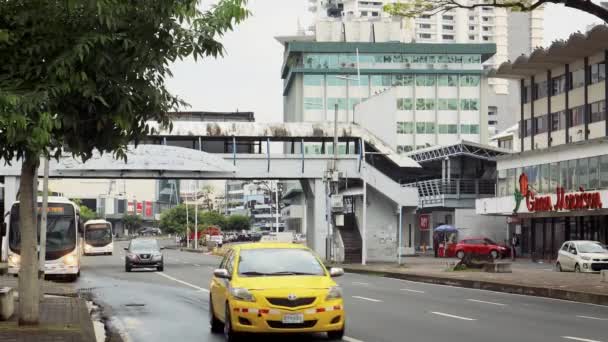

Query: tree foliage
[159,205,229,234]
[79,206,99,223]
[226,214,251,231]
[0,0,248,324]
[383,0,608,22]
[122,214,143,234]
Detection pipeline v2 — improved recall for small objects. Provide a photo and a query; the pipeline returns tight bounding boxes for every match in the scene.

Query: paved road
[77,239,608,342]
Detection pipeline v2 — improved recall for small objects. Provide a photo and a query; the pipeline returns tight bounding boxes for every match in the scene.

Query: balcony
[402,179,496,208]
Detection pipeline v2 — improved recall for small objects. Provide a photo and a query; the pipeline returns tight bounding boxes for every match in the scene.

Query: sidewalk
[334,256,608,306]
[0,275,97,342]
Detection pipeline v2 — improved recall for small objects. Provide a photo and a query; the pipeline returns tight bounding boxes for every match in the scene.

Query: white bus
[5,197,81,281]
[83,219,113,255]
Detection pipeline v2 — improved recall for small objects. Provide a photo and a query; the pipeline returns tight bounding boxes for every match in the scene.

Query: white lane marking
[192,264,201,267]
[378,276,608,308]
[343,337,366,342]
[431,312,477,321]
[352,296,382,303]
[467,299,506,306]
[155,272,209,293]
[400,288,425,294]
[562,336,604,342]
[576,315,608,321]
[351,282,369,286]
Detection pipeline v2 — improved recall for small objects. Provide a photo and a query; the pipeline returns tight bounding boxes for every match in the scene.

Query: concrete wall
[455,208,508,244]
[356,186,399,262]
[355,88,398,149]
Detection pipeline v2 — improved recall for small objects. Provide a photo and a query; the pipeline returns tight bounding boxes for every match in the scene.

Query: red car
[454,237,509,259]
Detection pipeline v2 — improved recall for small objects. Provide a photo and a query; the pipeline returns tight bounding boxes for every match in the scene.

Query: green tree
[71,198,99,222]
[0,0,248,324]
[199,210,227,229]
[159,204,191,235]
[226,214,251,231]
[383,0,608,22]
[122,214,143,234]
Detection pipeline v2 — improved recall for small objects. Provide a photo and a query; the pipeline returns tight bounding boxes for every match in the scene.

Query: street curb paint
[339,267,608,306]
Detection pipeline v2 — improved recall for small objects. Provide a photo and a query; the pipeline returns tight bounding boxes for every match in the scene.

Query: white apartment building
[476,25,608,261]
[307,0,543,134]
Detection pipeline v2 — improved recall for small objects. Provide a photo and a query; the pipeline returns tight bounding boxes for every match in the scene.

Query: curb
[341,267,608,306]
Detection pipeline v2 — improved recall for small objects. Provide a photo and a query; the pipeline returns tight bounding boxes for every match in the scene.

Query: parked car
[124,238,164,272]
[556,240,608,273]
[454,237,509,259]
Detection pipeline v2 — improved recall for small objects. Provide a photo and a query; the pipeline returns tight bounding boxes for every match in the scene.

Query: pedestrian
[510,233,519,260]
[433,232,439,258]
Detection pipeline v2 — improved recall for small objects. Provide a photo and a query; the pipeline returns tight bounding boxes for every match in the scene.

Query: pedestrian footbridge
[1,122,420,263]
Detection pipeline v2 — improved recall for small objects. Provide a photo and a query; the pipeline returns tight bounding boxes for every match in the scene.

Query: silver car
[556,240,608,273]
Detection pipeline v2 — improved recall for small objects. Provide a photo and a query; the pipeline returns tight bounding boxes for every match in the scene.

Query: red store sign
[419,214,430,230]
[517,173,603,213]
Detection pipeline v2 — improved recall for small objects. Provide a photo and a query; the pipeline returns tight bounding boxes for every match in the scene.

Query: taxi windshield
[237,248,325,277]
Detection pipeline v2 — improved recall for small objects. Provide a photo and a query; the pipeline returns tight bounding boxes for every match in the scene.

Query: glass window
[448,99,458,110]
[397,98,413,110]
[416,122,426,134]
[569,105,585,126]
[560,161,569,192]
[577,158,588,189]
[568,159,577,191]
[498,169,507,196]
[438,124,449,134]
[461,99,479,111]
[416,98,435,110]
[371,75,392,87]
[551,111,566,131]
[589,157,599,189]
[540,164,549,193]
[396,122,414,134]
[570,68,585,89]
[448,124,458,134]
[470,124,479,134]
[590,100,606,123]
[326,98,347,110]
[550,162,560,191]
[534,115,547,135]
[327,75,347,86]
[426,122,435,134]
[402,75,414,86]
[551,74,566,96]
[303,74,324,86]
[526,165,538,192]
[460,124,470,134]
[304,97,323,110]
[238,249,325,277]
[589,62,606,84]
[438,75,458,87]
[460,75,480,87]
[506,168,515,194]
[416,75,435,87]
[601,155,608,189]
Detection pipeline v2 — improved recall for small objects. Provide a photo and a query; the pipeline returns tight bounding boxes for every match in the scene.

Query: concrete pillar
[303,179,328,258]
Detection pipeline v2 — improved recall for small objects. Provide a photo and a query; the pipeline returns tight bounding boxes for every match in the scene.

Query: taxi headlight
[8,254,20,266]
[326,286,343,300]
[229,287,255,302]
[63,254,78,266]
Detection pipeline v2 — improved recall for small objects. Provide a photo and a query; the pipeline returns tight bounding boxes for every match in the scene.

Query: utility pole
[185,181,189,248]
[38,157,49,295]
[274,181,280,233]
[194,180,199,250]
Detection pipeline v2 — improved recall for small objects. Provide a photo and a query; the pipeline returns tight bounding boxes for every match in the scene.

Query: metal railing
[401,179,496,200]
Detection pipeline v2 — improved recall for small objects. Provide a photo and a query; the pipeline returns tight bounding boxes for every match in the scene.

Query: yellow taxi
[209,242,345,341]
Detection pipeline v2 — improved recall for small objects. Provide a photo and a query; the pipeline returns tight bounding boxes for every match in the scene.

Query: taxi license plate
[281,313,304,324]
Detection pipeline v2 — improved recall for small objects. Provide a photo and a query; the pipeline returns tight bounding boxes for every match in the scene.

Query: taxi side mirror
[214,268,231,279]
[329,267,344,277]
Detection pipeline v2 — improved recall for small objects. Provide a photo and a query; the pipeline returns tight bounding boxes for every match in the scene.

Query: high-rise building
[306,0,544,135]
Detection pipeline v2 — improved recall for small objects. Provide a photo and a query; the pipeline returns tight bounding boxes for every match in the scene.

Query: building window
[460,124,480,134]
[419,33,432,39]
[397,145,414,153]
[550,162,560,190]
[469,35,475,40]
[533,80,549,100]
[361,11,368,16]
[460,99,479,111]
[392,75,414,86]
[371,75,392,87]
[469,16,475,21]
[590,100,606,123]
[415,75,436,86]
[567,159,578,191]
[421,14,431,19]
[589,157,600,189]
[438,75,458,86]
[442,35,454,40]
[419,23,431,29]
[551,74,566,96]
[396,122,414,134]
[326,98,348,110]
[589,61,606,84]
[569,105,585,126]
[521,118,533,137]
[482,16,491,21]
[416,98,436,110]
[600,155,608,188]
[482,26,491,31]
[437,98,459,110]
[482,36,490,41]
[371,11,379,17]
[551,110,567,131]
[327,75,347,86]
[577,158,589,189]
[570,67,586,89]
[460,75,480,87]
[443,25,454,30]
[442,15,454,20]
[304,97,324,110]
[523,85,531,103]
[396,98,414,110]
[534,115,547,135]
[469,25,475,30]
[303,74,324,86]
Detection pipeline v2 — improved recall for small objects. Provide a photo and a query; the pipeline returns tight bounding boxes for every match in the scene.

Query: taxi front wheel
[224,304,240,342]
[327,326,345,340]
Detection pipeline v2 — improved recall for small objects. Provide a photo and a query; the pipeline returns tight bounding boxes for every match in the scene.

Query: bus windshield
[8,203,77,258]
[85,224,112,246]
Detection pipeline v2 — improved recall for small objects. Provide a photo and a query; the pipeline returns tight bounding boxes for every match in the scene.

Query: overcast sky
[166,1,604,124]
